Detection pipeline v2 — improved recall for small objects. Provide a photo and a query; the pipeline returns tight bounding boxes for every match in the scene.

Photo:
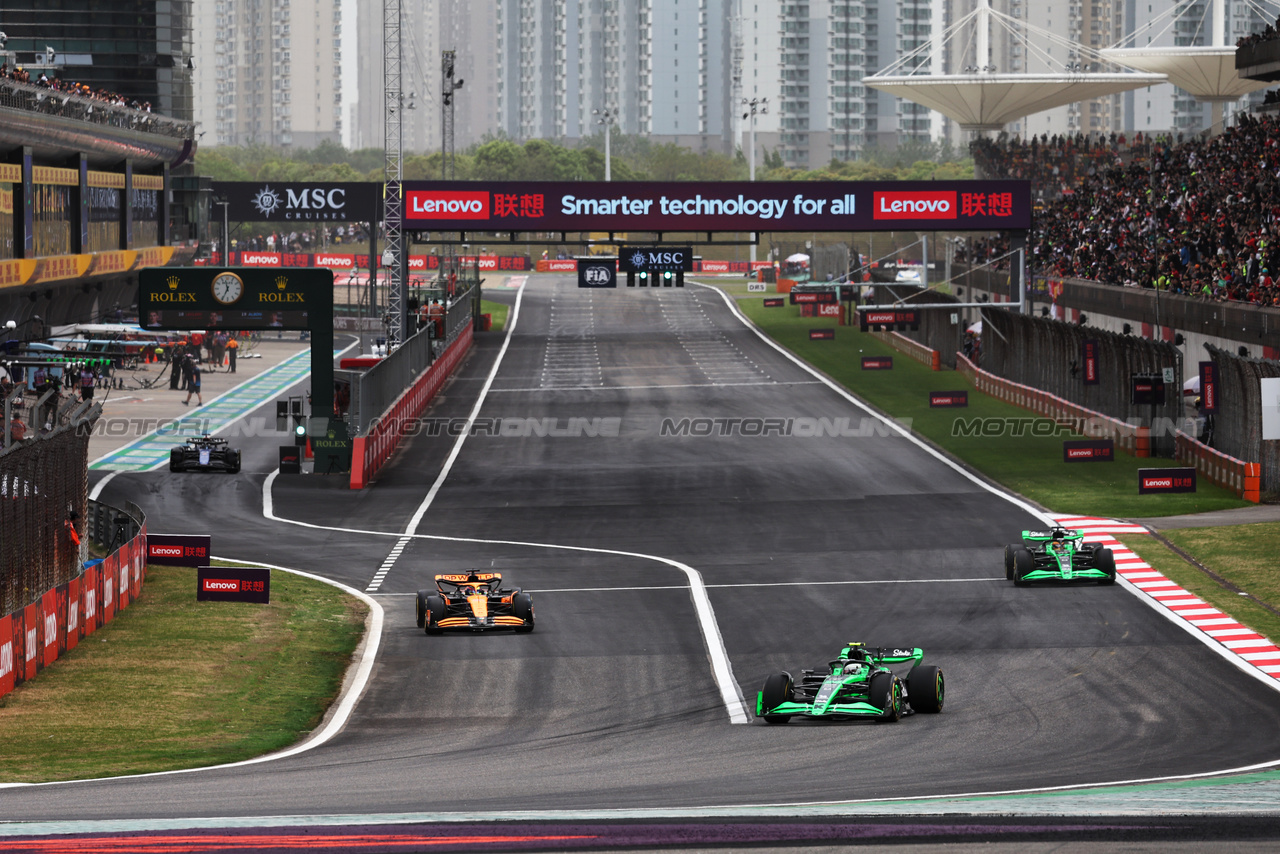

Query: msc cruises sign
[213,182,380,222]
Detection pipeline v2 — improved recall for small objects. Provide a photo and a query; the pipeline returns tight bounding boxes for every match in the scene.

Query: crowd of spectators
[0,62,151,112]
[1237,16,1280,48]
[974,115,1280,307]
[227,224,371,254]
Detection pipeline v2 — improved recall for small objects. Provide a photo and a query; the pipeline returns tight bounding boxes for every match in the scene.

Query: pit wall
[955,352,1259,502]
[349,324,474,489]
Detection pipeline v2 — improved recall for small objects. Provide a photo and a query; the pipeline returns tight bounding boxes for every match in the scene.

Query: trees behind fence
[1206,344,1280,495]
[0,410,98,616]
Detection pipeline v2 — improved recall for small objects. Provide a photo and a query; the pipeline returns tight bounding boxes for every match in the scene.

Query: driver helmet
[843,661,863,675]
[462,586,477,596]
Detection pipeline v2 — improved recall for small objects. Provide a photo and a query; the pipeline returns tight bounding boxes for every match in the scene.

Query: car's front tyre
[759,672,794,724]
[424,594,446,635]
[169,449,182,472]
[870,673,902,722]
[1012,547,1036,586]
[1003,544,1017,580]
[1094,547,1117,584]
[907,665,944,713]
[415,590,429,627]
[513,592,535,632]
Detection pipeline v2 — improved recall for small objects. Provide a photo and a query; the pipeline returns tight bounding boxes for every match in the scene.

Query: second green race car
[756,643,944,724]
[1004,526,1117,586]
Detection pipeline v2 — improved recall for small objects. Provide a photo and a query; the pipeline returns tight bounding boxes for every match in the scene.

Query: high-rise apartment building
[195,0,343,149]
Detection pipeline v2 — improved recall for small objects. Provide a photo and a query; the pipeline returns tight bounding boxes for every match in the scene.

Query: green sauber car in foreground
[1004,526,1117,586]
[756,643,944,724]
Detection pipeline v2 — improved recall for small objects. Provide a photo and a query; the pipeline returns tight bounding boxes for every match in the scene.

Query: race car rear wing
[436,572,502,584]
[1022,529,1083,542]
[839,644,924,667]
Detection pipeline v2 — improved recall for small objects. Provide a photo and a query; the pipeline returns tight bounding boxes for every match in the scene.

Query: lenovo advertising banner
[1082,339,1100,386]
[859,308,920,332]
[763,298,785,307]
[790,290,838,304]
[809,329,835,340]
[147,534,212,567]
[197,567,271,603]
[1199,361,1218,414]
[929,391,969,408]
[400,180,1031,233]
[1138,467,1196,494]
[1063,440,1115,462]
[862,356,894,370]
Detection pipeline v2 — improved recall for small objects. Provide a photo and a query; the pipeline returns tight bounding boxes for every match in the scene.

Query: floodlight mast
[383,0,405,350]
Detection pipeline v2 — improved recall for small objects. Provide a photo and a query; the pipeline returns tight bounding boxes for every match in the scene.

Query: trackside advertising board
[147,534,211,567]
[197,567,271,603]
[400,180,1031,232]
[1138,467,1196,494]
[1063,440,1115,462]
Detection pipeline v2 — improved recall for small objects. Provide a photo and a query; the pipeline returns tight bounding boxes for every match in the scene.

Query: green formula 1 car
[1004,526,1117,586]
[756,643,945,724]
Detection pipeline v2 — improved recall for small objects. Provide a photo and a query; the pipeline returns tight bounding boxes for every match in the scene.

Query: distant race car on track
[169,434,241,473]
[1005,526,1117,586]
[416,571,535,634]
[756,642,944,724]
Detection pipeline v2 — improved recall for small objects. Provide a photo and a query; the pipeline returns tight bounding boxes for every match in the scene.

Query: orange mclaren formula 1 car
[414,572,535,634]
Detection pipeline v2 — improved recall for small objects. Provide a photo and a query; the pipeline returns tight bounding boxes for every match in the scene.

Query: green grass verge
[731,291,1250,519]
[1118,524,1280,642]
[481,299,509,332]
[0,564,367,783]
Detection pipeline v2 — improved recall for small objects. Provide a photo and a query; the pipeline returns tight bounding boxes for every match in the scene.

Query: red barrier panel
[1174,430,1260,502]
[66,577,80,652]
[871,330,940,370]
[0,615,13,696]
[350,325,474,489]
[41,590,58,667]
[83,563,99,636]
[101,553,117,625]
[22,603,38,682]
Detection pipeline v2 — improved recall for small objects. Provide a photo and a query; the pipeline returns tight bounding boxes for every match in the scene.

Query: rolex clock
[211,271,244,305]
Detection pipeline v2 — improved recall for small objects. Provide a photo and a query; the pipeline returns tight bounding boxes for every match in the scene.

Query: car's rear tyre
[907,665,944,713]
[1004,544,1017,580]
[1013,547,1035,587]
[424,594,446,635]
[415,590,428,628]
[759,672,794,724]
[513,592,535,633]
[169,449,182,472]
[870,673,902,722]
[1094,547,1117,584]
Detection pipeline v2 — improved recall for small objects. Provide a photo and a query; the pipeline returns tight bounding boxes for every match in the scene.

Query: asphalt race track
[7,275,1280,847]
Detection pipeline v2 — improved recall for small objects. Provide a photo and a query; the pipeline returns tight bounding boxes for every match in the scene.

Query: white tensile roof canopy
[865,0,1276,135]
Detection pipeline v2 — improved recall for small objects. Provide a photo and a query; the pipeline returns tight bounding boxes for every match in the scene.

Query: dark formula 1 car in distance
[416,571,535,634]
[169,433,241,473]
[1005,526,1116,586]
[757,643,944,724]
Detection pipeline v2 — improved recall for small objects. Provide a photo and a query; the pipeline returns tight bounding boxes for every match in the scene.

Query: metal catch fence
[1206,344,1280,495]
[981,309,1184,456]
[0,406,99,615]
